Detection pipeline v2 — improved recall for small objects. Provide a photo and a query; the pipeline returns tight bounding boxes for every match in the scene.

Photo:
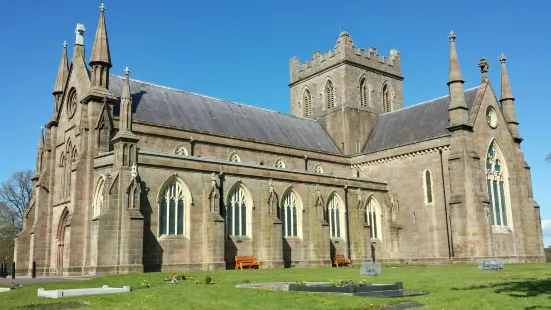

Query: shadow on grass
[451,278,551,299]
[15,302,88,310]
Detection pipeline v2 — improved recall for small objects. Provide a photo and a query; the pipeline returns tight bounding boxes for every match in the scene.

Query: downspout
[344,185,352,260]
[439,149,453,258]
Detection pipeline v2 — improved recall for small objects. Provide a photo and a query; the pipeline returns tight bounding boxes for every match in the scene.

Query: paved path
[0,276,95,285]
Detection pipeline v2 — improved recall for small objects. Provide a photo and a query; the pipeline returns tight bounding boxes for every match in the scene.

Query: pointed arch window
[303,89,312,117]
[382,84,391,112]
[275,158,285,168]
[93,177,105,218]
[423,169,434,204]
[360,78,369,107]
[159,177,191,237]
[174,144,188,156]
[64,140,73,198]
[314,163,323,173]
[365,197,382,240]
[326,194,345,239]
[281,189,301,237]
[229,151,241,163]
[59,152,66,199]
[486,141,511,228]
[325,80,335,109]
[226,184,252,237]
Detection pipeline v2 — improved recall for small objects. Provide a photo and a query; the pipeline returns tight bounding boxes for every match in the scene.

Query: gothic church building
[15,5,545,276]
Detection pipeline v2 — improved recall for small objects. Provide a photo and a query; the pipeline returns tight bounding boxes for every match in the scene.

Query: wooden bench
[234,256,261,270]
[332,254,351,267]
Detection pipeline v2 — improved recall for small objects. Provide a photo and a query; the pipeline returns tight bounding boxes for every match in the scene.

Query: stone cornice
[352,145,450,168]
[138,149,388,190]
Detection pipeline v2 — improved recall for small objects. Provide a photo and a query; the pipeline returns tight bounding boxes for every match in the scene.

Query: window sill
[228,235,252,242]
[370,238,382,243]
[491,225,513,234]
[330,237,346,243]
[284,236,302,241]
[158,234,189,240]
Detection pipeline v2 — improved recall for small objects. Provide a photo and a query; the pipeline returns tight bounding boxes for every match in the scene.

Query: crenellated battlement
[289,32,402,84]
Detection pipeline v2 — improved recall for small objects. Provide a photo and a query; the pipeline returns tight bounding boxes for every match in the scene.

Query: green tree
[0,169,33,271]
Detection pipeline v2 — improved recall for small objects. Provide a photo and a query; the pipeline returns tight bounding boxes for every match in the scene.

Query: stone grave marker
[360,262,382,276]
[479,258,504,271]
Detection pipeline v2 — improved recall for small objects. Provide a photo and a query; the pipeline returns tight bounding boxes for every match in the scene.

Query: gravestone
[360,262,382,276]
[479,258,504,271]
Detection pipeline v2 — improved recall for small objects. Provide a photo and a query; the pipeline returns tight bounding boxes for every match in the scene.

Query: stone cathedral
[15,5,545,276]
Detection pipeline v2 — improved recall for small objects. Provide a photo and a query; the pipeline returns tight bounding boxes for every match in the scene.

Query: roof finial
[124,67,130,75]
[63,41,67,48]
[498,53,507,64]
[40,125,44,132]
[100,3,105,12]
[478,58,489,81]
[448,30,456,42]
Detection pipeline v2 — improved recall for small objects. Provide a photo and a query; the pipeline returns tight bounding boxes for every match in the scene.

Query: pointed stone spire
[447,31,468,127]
[90,3,111,66]
[499,53,514,101]
[38,126,45,150]
[499,53,521,142]
[89,3,112,88]
[53,41,69,94]
[52,41,69,112]
[120,67,132,132]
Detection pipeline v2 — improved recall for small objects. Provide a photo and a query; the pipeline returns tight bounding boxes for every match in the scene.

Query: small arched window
[314,163,323,173]
[158,176,191,237]
[423,169,433,204]
[360,78,369,107]
[174,144,188,156]
[303,89,312,117]
[326,193,345,239]
[365,196,382,240]
[275,158,285,168]
[229,151,241,163]
[382,84,391,112]
[325,80,335,109]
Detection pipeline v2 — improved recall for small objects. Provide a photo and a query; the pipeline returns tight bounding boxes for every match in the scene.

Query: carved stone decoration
[388,193,399,224]
[267,179,279,216]
[208,173,220,213]
[314,185,325,219]
[131,163,138,178]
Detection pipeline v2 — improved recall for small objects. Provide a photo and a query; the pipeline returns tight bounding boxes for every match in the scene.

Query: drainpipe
[344,185,352,260]
[439,149,453,258]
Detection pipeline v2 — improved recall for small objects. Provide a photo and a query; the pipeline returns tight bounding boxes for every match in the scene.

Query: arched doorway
[56,208,70,276]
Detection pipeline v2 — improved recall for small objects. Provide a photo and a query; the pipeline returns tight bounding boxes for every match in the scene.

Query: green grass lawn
[1,263,550,310]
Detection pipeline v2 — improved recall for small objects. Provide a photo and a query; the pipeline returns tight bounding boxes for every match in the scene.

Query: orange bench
[332,254,351,267]
[235,256,261,270]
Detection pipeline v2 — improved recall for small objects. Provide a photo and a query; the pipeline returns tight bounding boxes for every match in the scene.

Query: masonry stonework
[14,6,544,276]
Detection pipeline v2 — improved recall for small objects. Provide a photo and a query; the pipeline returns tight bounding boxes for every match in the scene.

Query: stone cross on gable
[124,67,130,75]
[75,24,85,45]
[100,3,106,12]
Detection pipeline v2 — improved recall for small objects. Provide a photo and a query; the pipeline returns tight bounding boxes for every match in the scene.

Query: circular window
[486,106,498,128]
[67,88,77,119]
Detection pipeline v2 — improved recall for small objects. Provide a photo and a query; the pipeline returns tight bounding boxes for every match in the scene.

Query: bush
[205,275,212,284]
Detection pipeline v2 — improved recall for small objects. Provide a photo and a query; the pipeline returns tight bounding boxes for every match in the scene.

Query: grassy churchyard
[1,263,550,310]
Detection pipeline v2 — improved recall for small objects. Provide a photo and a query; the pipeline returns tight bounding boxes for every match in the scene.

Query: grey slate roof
[108,75,340,153]
[364,87,480,153]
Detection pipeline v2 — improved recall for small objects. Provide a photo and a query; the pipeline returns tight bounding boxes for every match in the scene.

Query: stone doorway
[56,208,70,276]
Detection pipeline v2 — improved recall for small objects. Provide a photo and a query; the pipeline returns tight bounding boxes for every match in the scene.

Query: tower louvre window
[360,78,369,106]
[382,84,391,112]
[325,80,335,109]
[303,89,312,117]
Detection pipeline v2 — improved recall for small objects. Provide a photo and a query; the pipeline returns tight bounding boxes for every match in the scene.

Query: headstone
[478,258,504,271]
[360,262,382,276]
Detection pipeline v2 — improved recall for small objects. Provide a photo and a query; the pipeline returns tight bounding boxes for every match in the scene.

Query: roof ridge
[381,85,480,115]
[109,75,317,122]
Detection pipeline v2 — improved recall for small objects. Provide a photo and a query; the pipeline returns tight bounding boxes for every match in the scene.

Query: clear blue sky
[1,0,549,246]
